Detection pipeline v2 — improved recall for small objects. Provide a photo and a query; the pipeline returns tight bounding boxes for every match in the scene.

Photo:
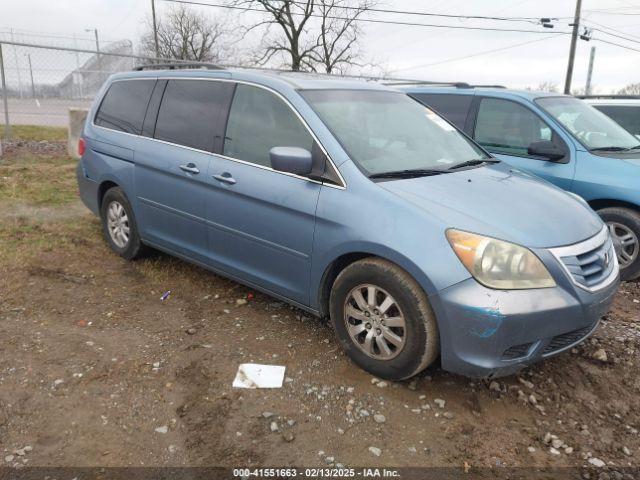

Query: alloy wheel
[107,200,130,249]
[608,221,639,268]
[343,284,407,360]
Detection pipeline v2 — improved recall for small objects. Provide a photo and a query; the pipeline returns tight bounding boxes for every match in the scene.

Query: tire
[100,186,147,260]
[329,258,439,381]
[597,207,640,281]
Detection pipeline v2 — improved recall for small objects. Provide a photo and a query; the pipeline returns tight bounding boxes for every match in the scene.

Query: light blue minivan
[405,86,640,281]
[77,67,619,380]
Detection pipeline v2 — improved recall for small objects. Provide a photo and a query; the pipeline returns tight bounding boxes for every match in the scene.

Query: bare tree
[571,86,587,96]
[524,81,560,93]
[308,0,376,74]
[233,0,317,71]
[618,83,640,95]
[140,5,231,62]
[233,0,376,73]
[536,81,560,93]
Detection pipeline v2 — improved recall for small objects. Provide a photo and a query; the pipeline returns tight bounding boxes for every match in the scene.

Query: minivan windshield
[536,96,640,151]
[301,90,490,176]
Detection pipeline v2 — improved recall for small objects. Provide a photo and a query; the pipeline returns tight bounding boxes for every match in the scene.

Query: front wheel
[329,258,439,381]
[598,207,640,281]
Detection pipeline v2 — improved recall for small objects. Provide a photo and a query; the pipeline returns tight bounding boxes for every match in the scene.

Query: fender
[310,240,442,313]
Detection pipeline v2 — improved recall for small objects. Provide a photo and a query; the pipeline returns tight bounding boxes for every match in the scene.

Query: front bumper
[430,271,619,378]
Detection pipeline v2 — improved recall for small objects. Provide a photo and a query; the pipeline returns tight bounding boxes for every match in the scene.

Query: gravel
[373,413,386,424]
[592,349,609,362]
[588,457,606,467]
[368,446,382,457]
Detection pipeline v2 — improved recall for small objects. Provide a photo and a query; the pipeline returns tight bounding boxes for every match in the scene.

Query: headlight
[446,229,556,289]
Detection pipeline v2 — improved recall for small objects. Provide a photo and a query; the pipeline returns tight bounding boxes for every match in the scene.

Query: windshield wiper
[447,158,500,170]
[590,145,640,152]
[369,168,449,179]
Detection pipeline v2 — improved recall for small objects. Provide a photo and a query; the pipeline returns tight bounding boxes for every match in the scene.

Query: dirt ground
[1,137,639,476]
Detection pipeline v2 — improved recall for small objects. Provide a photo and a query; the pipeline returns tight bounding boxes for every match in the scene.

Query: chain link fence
[0,40,164,137]
[0,39,415,140]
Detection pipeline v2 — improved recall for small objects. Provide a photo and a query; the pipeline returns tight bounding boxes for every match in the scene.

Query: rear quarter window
[410,93,472,130]
[94,80,156,135]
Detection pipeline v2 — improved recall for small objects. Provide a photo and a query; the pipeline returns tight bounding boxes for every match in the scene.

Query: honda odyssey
[77,67,619,380]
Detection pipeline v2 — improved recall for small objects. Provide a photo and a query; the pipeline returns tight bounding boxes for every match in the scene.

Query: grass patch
[0,153,77,206]
[0,215,100,265]
[8,125,68,142]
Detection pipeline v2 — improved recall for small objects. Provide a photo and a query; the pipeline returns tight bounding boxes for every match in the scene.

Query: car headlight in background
[446,229,556,289]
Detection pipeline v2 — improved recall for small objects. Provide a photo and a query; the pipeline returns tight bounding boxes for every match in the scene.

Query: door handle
[179,163,200,174]
[213,173,237,185]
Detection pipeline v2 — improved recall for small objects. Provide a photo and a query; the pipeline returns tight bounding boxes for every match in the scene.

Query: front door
[472,97,575,190]
[204,83,321,305]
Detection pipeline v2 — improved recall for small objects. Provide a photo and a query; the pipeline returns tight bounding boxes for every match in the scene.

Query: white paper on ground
[232,363,286,389]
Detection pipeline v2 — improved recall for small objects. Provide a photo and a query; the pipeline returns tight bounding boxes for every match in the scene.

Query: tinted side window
[412,93,472,130]
[223,84,313,168]
[155,80,234,152]
[95,80,156,134]
[475,98,552,156]
[594,105,640,137]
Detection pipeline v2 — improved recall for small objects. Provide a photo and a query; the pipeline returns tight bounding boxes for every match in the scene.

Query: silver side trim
[90,76,347,190]
[549,226,619,293]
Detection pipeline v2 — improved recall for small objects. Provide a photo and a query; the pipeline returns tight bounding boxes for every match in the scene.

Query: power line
[394,35,560,70]
[280,0,547,24]
[587,26,640,44]
[582,18,640,41]
[593,36,640,52]
[583,9,640,16]
[160,0,573,35]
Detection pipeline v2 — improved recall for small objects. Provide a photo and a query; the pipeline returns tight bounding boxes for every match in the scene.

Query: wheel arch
[315,247,437,319]
[97,180,120,210]
[588,198,640,213]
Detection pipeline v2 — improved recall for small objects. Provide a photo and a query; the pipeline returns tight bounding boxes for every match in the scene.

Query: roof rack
[133,62,226,71]
[576,94,640,100]
[381,80,506,89]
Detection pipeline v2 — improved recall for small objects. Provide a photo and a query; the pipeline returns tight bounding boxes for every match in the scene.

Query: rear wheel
[329,258,439,381]
[597,207,640,281]
[100,187,147,260]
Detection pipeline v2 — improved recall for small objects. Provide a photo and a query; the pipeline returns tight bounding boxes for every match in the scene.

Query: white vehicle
[579,95,640,140]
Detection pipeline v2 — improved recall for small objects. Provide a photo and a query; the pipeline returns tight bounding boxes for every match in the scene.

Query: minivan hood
[379,163,603,248]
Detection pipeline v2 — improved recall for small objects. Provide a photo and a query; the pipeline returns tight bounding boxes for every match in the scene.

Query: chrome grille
[549,227,618,292]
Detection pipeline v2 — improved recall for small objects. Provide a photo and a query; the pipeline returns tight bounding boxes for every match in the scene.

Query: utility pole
[73,34,84,99]
[10,29,23,98]
[86,28,102,85]
[26,53,35,98]
[585,46,596,95]
[0,43,11,141]
[151,0,160,59]
[564,0,583,94]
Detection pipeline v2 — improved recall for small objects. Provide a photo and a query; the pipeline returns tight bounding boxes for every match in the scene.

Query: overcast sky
[2,0,639,92]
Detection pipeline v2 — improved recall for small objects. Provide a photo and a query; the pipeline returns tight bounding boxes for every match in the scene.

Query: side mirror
[527,140,566,162]
[270,146,313,176]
